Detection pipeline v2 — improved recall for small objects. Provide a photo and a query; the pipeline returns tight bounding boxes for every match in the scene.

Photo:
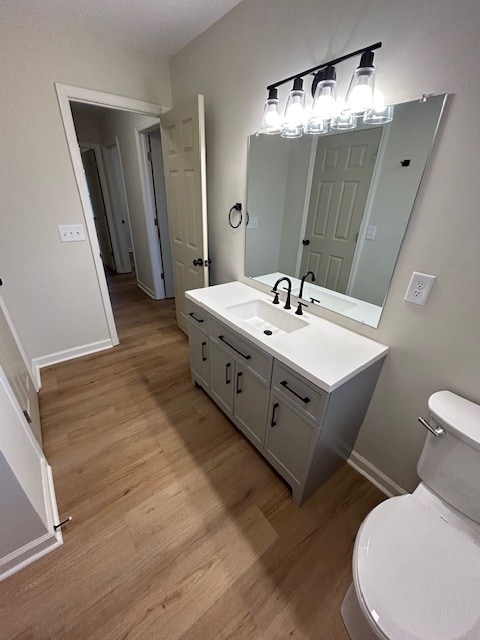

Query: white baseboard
[32,339,113,388]
[137,280,157,299]
[348,451,408,498]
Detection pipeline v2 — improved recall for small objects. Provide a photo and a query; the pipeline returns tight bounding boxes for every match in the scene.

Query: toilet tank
[417,390,480,524]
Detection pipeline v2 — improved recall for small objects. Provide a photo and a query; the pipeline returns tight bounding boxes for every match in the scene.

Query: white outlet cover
[404,271,436,306]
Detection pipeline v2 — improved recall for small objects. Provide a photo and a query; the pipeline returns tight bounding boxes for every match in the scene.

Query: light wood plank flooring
[0,273,384,639]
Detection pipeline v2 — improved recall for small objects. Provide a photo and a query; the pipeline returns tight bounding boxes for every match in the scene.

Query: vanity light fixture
[259,42,393,138]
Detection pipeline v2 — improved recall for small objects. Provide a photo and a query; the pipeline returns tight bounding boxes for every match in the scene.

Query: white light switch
[366,225,377,240]
[58,224,85,242]
[404,271,436,306]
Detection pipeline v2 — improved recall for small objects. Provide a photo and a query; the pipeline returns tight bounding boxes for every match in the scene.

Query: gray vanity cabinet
[186,298,385,506]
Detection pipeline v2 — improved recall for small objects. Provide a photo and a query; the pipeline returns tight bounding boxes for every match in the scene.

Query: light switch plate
[58,224,85,242]
[404,271,436,305]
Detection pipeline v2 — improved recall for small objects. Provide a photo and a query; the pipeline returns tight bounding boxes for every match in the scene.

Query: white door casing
[300,127,382,293]
[160,95,209,333]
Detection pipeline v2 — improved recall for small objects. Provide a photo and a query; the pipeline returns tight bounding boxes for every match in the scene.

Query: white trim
[0,531,62,582]
[55,83,168,352]
[32,339,113,388]
[135,121,165,300]
[348,450,408,498]
[136,280,157,299]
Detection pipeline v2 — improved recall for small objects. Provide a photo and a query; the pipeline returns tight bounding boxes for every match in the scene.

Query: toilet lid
[354,495,480,640]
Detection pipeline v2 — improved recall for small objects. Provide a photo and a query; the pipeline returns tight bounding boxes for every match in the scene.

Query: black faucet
[299,271,316,300]
[272,277,292,310]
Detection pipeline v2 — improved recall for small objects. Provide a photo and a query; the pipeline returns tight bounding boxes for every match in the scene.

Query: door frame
[55,83,168,346]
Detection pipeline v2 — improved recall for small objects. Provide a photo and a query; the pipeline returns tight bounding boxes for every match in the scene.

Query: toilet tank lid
[429,391,480,451]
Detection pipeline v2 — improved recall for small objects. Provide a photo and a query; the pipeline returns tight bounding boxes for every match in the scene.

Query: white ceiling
[4,0,244,57]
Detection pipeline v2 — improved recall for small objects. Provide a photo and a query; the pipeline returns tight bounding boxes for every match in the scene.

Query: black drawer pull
[189,312,204,323]
[236,371,243,394]
[280,380,311,404]
[201,341,207,362]
[218,335,252,360]
[271,402,279,427]
[225,362,231,384]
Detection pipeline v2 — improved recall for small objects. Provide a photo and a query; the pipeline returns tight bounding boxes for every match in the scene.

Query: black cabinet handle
[280,380,311,404]
[225,362,231,384]
[271,402,279,427]
[189,312,204,323]
[218,335,251,360]
[236,371,243,394]
[201,341,207,362]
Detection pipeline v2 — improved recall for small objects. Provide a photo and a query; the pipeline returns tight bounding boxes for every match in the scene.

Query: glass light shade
[311,77,337,123]
[281,78,306,138]
[305,118,330,135]
[346,66,375,114]
[330,108,357,130]
[363,103,394,125]
[259,98,282,134]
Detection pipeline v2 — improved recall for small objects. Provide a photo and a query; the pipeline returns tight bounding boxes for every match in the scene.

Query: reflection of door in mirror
[299,127,382,294]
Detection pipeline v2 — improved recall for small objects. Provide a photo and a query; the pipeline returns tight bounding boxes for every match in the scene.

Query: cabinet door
[188,324,210,388]
[209,341,234,415]
[265,397,317,485]
[233,367,269,449]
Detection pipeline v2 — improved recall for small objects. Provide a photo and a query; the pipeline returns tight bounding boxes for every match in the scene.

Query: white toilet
[341,390,480,640]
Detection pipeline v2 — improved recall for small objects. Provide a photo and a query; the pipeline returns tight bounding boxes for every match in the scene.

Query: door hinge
[23,409,32,424]
[147,151,152,162]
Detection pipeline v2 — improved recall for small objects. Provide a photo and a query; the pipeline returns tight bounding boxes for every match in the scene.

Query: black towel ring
[228,203,242,229]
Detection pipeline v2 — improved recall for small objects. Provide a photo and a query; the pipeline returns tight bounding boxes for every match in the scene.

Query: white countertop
[253,272,383,327]
[186,281,389,392]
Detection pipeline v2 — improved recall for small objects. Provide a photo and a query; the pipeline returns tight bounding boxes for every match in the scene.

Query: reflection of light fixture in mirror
[345,50,375,114]
[363,93,394,124]
[330,102,357,130]
[259,87,282,134]
[281,77,306,138]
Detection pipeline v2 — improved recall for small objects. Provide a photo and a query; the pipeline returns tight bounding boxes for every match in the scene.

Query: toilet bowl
[342,391,480,640]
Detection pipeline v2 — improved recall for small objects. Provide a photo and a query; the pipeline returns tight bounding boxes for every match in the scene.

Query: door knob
[302,239,310,246]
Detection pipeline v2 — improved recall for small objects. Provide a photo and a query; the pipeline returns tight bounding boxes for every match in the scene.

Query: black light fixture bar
[266,41,382,91]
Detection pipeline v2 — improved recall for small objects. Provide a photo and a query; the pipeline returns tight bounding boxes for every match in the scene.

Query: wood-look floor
[0,273,384,640]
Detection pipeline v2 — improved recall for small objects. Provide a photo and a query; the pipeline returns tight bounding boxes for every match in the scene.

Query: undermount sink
[226,299,308,336]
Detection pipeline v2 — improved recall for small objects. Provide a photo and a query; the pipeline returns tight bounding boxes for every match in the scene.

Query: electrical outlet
[404,271,436,306]
[58,224,85,242]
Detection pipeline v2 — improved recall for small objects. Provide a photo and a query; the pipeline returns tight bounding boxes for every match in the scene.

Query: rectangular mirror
[245,94,447,327]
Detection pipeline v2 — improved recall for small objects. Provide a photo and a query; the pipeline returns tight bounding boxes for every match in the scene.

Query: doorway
[68,98,174,332]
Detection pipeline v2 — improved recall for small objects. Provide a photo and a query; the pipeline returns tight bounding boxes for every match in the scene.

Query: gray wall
[170,0,480,491]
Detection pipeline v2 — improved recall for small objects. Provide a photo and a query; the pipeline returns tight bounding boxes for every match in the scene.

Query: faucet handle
[271,290,280,305]
[295,301,308,316]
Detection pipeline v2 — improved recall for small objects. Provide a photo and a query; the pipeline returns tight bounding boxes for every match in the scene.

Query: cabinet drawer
[210,319,272,385]
[272,361,326,423]
[186,301,209,334]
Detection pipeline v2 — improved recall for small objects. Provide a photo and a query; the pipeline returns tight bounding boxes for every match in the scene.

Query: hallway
[0,274,383,639]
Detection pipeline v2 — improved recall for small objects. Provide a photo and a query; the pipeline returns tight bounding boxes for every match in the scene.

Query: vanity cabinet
[186,294,386,505]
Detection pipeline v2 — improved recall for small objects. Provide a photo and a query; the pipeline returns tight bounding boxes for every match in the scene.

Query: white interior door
[160,95,208,333]
[0,294,41,444]
[300,127,382,293]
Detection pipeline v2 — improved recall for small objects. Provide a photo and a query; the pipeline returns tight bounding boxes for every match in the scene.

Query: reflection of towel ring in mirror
[228,203,242,229]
